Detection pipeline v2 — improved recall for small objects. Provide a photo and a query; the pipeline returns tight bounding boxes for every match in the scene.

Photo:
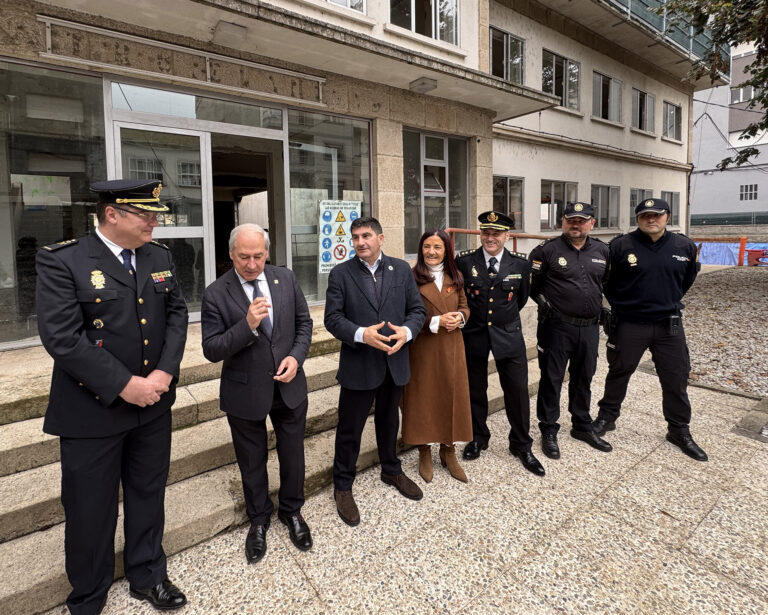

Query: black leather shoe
[462,441,488,460]
[245,523,269,564]
[278,512,313,551]
[129,579,187,610]
[510,448,545,477]
[570,429,613,452]
[541,433,560,459]
[592,418,616,437]
[666,432,708,462]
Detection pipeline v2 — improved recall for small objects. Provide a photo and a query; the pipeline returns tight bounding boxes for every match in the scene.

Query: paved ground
[43,345,767,615]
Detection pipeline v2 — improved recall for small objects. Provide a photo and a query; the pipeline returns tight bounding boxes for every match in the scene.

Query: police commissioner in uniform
[528,201,613,460]
[36,180,189,615]
[593,197,708,462]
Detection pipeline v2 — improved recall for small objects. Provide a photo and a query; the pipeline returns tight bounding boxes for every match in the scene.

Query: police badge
[91,270,106,289]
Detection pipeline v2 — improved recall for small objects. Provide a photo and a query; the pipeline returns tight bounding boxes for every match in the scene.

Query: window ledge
[291,0,376,27]
[630,127,657,139]
[661,135,683,145]
[383,23,467,59]
[548,105,583,118]
[591,116,624,129]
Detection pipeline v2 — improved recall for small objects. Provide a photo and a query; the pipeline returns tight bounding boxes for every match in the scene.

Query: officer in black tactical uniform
[529,202,613,459]
[594,197,707,461]
[456,211,545,477]
[36,179,189,614]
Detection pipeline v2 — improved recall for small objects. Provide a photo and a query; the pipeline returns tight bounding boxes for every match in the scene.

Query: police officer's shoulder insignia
[42,238,78,251]
[91,270,106,289]
[509,250,527,260]
[150,240,170,250]
[607,233,626,247]
[457,249,473,259]
[558,256,567,267]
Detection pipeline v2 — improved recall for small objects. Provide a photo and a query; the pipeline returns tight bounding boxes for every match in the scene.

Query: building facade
[691,43,767,236]
[0,0,726,347]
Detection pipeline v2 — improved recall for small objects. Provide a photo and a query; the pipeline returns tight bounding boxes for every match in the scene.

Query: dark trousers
[536,319,599,434]
[333,369,402,490]
[597,320,692,433]
[466,346,532,453]
[60,411,171,615]
[227,386,307,526]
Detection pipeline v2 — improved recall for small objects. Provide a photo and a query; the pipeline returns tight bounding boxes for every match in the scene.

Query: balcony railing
[603,0,731,75]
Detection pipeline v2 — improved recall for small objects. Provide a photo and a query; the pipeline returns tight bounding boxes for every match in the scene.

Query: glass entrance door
[113,123,212,312]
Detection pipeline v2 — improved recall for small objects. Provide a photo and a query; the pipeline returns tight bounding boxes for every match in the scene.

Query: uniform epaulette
[509,250,527,259]
[607,233,626,246]
[42,238,78,251]
[150,240,170,250]
[457,249,474,257]
[590,236,607,244]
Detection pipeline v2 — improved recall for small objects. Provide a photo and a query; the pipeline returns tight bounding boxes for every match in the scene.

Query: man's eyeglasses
[113,206,159,222]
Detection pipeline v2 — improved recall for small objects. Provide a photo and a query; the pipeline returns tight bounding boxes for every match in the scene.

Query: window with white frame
[662,101,682,140]
[592,72,622,122]
[403,130,468,253]
[739,184,758,201]
[660,190,680,225]
[730,85,754,104]
[493,176,524,230]
[128,158,163,181]
[490,28,523,85]
[540,179,577,230]
[329,0,365,12]
[177,161,201,187]
[542,50,580,110]
[632,88,655,132]
[591,184,619,228]
[390,0,458,45]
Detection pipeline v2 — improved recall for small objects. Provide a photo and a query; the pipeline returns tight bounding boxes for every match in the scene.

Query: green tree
[662,0,767,168]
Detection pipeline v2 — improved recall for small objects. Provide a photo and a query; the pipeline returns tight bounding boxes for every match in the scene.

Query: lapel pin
[388,265,393,270]
[273,279,279,284]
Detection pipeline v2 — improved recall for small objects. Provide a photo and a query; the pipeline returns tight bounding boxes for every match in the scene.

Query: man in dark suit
[456,211,545,477]
[201,223,313,563]
[36,179,188,615]
[325,216,427,526]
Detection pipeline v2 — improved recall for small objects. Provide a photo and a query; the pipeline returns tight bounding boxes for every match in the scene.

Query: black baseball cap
[563,202,594,219]
[635,198,669,216]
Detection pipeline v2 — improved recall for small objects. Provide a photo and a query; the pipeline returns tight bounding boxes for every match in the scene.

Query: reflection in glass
[403,131,421,255]
[288,110,371,302]
[424,196,446,231]
[120,129,202,227]
[164,237,205,312]
[112,83,283,129]
[447,138,468,251]
[0,62,106,344]
[424,135,444,160]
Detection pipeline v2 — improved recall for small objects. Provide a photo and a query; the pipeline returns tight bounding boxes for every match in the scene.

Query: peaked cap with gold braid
[478,210,513,231]
[90,179,169,212]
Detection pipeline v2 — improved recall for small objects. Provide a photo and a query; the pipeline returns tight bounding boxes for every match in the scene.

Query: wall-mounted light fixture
[409,77,437,94]
[212,21,248,48]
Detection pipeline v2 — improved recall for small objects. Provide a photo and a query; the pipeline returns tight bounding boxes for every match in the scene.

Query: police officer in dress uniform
[593,198,707,461]
[529,202,613,459]
[456,211,545,477]
[36,180,189,615]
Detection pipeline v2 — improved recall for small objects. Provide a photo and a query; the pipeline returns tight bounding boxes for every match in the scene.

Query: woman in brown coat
[401,230,472,482]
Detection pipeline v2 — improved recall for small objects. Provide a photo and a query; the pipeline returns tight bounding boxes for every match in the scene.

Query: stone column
[372,118,405,258]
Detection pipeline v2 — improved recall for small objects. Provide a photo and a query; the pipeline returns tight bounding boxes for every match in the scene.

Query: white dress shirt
[95,227,135,270]
[235,270,274,335]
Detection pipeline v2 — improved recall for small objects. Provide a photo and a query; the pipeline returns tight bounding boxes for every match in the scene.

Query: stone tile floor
[44,350,767,615]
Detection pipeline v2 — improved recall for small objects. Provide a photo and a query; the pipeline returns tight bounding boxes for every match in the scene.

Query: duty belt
[551,312,599,327]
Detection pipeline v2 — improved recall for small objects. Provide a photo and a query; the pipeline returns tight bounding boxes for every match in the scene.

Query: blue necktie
[488,256,498,276]
[120,249,135,277]
[251,280,273,337]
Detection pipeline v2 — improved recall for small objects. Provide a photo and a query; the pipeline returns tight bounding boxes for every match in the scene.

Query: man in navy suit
[201,224,313,563]
[324,217,427,526]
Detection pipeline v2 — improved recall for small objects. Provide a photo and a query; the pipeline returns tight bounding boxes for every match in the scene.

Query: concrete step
[0,315,339,426]
[0,364,539,615]
[0,384,342,544]
[0,351,342,478]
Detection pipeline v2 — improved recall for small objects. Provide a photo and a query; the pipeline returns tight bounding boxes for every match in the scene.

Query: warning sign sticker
[318,200,361,274]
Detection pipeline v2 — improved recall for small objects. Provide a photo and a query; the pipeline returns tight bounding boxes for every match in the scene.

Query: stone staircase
[0,307,541,615]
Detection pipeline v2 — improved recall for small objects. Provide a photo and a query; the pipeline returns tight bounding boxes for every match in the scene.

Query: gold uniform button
[488,310,493,314]
[488,322,492,326]
[95,395,100,400]
[78,382,83,387]
[165,288,169,293]
[140,318,147,325]
[138,298,144,304]
[144,339,149,346]
[95,298,101,304]
[143,359,149,366]
[489,298,494,303]
[490,286,494,290]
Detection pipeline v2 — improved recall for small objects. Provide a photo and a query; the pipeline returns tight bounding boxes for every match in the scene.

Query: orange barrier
[690,236,748,266]
[746,249,768,266]
[445,228,550,253]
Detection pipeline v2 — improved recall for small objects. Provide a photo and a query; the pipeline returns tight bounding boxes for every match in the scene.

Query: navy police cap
[90,179,169,213]
[635,197,669,216]
[478,210,513,231]
[563,202,594,219]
